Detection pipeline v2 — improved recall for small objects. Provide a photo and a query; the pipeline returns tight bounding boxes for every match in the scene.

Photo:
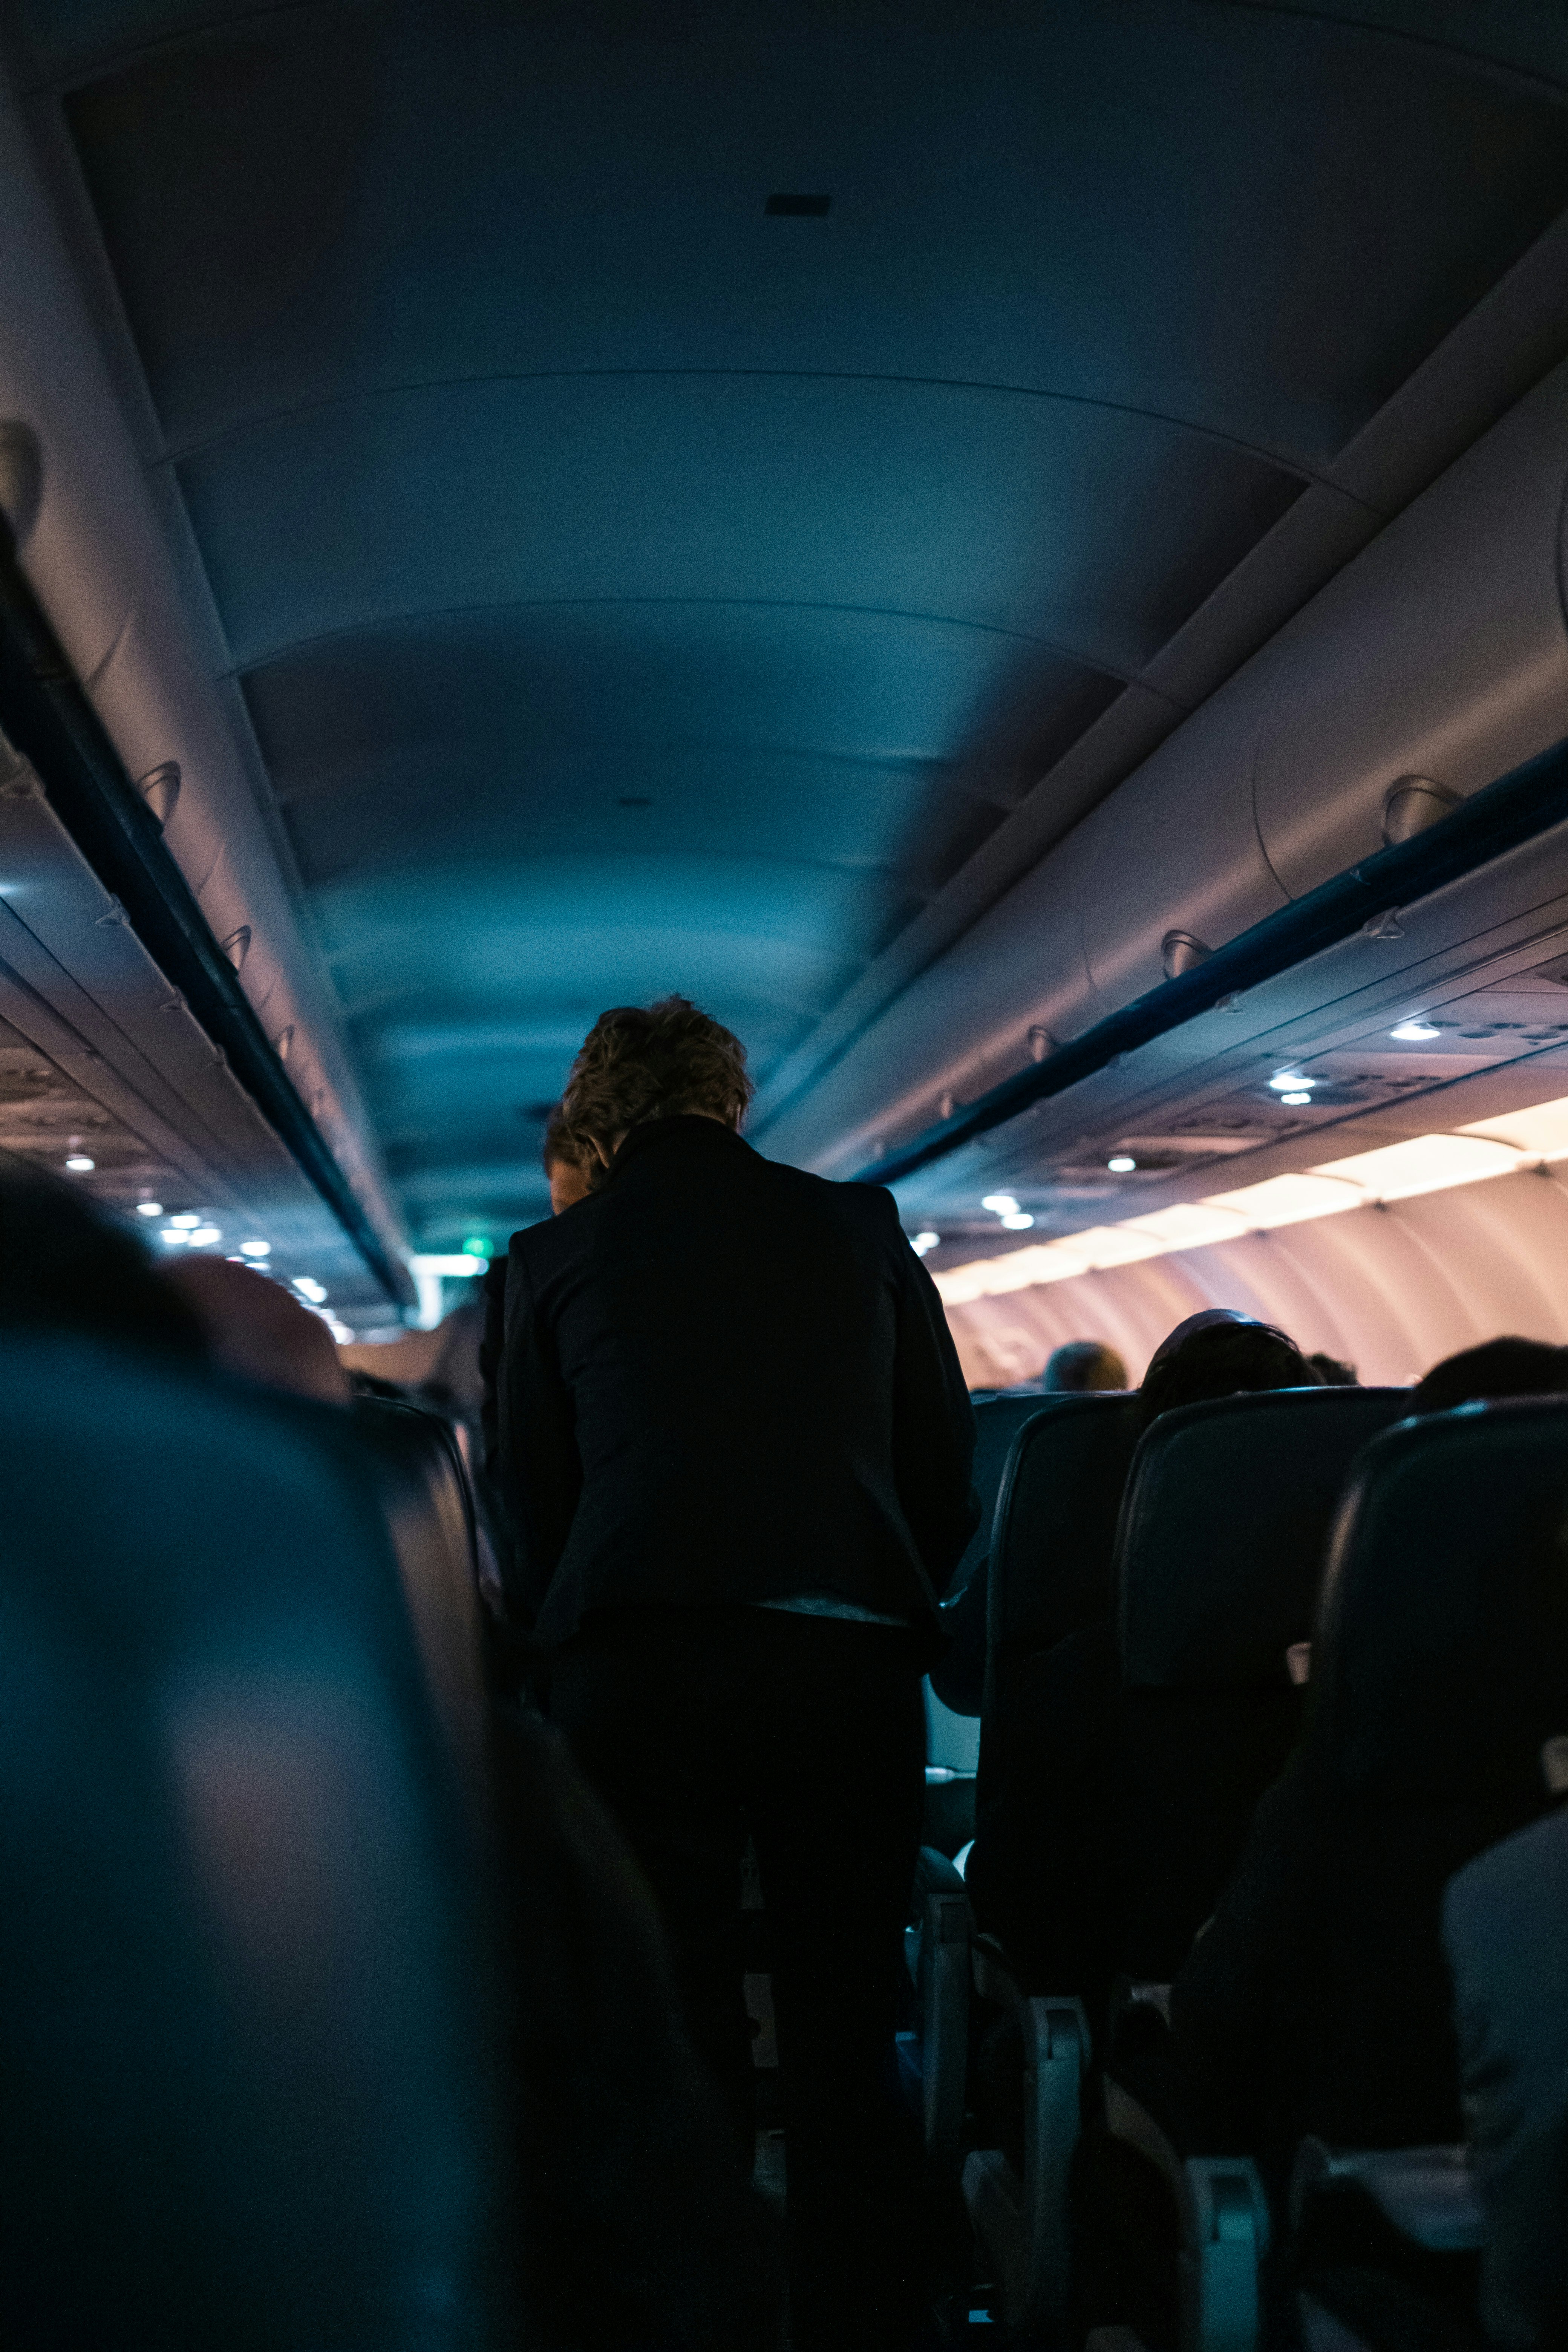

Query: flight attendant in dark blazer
[495,995,976,2352]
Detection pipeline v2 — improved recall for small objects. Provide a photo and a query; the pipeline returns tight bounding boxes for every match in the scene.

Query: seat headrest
[988,1391,1142,1660]
[1313,1397,1568,1802]
[1118,1387,1411,1690]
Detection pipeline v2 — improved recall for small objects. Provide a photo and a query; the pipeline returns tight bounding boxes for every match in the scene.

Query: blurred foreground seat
[0,1334,514,2351]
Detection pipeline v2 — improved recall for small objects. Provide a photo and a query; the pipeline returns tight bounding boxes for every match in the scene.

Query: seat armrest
[908,1845,973,2172]
[963,1975,1090,2337]
[1289,2139,1482,2254]
[1103,2079,1269,2352]
[969,1931,1027,2014]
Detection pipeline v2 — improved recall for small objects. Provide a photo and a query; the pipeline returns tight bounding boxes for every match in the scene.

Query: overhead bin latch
[1382,776,1459,847]
[1162,930,1212,980]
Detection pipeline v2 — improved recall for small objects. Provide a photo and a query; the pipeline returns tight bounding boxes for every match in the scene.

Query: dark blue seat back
[347,1392,488,1804]
[982,1391,1140,1736]
[1111,1385,1410,1978]
[948,1393,1054,1597]
[1222,1398,1568,2151]
[1118,1386,1412,1689]
[0,1337,512,2350]
[1314,1399,1568,1804]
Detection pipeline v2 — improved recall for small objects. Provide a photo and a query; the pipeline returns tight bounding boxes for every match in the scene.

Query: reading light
[1268,1072,1315,1093]
[980,1194,1019,1216]
[1107,1155,1136,1174]
[190,1225,222,1246]
[170,1213,201,1230]
[238,1239,270,1259]
[292,1276,328,1304]
[1390,1019,1441,1041]
[136,1201,163,1217]
[408,1254,487,1278]
[64,1155,94,1173]
[1279,1092,1313,1107]
[159,1228,188,1246]
[1001,1211,1035,1230]
[910,1231,940,1257]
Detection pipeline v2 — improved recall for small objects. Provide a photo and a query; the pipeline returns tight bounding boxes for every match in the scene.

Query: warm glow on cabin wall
[941,1162,1568,1391]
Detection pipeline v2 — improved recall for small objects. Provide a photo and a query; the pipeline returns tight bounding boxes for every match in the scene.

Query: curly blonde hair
[559,996,753,1155]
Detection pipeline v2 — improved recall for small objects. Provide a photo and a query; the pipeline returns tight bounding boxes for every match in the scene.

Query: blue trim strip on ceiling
[855,733,1568,1188]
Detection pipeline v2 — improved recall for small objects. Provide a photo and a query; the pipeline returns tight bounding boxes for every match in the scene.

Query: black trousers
[549,1604,928,2352]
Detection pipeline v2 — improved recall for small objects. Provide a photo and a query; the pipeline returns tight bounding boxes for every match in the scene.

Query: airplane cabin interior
[0,6,1566,2350]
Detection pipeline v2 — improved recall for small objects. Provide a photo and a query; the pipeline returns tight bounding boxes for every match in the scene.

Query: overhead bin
[0,61,404,1280]
[764,358,1568,1178]
[1254,368,1568,896]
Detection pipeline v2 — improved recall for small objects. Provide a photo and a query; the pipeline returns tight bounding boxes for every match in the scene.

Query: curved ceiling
[11,0,1568,1239]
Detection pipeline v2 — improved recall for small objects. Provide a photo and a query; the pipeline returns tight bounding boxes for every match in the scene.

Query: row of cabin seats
[906,1384,1568,2350]
[1,1334,776,2352]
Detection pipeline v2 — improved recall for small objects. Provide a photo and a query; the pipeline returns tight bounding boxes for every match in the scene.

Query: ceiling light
[1279,1092,1313,1107]
[190,1225,222,1246]
[408,1253,487,1277]
[292,1276,328,1304]
[1268,1072,1315,1093]
[136,1200,163,1217]
[910,1231,940,1257]
[64,1155,94,1173]
[170,1212,201,1229]
[1390,1019,1441,1041]
[1107,1155,1136,1173]
[159,1228,188,1246]
[980,1194,1019,1217]
[238,1239,270,1259]
[1001,1211,1035,1230]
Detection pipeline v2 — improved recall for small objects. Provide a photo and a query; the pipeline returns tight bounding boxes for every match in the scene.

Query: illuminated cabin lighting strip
[931,1094,1568,1306]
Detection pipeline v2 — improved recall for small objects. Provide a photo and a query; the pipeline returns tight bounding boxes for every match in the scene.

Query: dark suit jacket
[494,1116,976,1650]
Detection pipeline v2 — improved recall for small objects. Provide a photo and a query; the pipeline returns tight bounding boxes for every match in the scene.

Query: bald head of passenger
[164,1257,350,1404]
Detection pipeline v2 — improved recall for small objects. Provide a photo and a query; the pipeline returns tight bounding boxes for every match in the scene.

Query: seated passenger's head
[542,1106,596,1216]
[0,1174,203,1356]
[1412,1336,1568,1416]
[1136,1308,1322,1431]
[1308,1351,1358,1387]
[1043,1338,1128,1392]
[560,995,753,1168]
[165,1256,349,1404]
